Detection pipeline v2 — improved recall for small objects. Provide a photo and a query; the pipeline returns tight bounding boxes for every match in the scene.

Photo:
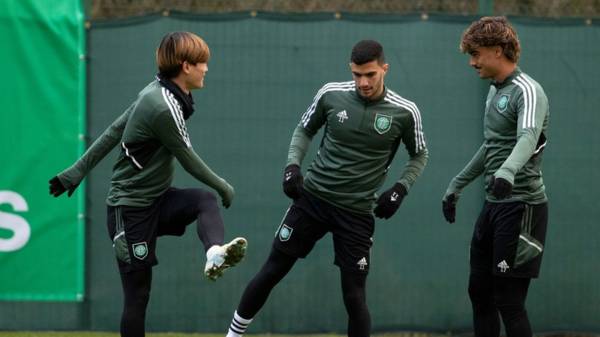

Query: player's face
[468,46,501,79]
[186,61,208,90]
[350,60,389,100]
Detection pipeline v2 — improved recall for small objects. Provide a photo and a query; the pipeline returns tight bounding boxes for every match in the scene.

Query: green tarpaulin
[0,0,86,301]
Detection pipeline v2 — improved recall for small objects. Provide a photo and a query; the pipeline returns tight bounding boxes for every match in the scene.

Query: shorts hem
[335,261,370,275]
[118,261,158,274]
[273,244,306,259]
[493,271,539,279]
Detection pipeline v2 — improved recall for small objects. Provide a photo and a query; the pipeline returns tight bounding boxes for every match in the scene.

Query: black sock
[119,268,152,337]
[341,271,371,337]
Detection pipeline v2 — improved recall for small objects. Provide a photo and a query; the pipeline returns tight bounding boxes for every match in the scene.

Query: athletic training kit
[445,68,549,277]
[56,75,245,279]
[227,81,428,337]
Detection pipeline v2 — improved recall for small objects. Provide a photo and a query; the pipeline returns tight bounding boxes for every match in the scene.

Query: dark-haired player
[225,39,428,337]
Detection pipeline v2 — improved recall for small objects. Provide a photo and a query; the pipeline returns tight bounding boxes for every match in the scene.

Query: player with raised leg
[49,31,247,337]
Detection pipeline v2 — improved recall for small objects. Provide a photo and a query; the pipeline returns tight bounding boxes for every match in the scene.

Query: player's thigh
[157,187,217,236]
[108,204,161,273]
[331,210,374,274]
[490,202,527,276]
[511,202,548,278]
[470,202,494,274]
[273,202,328,259]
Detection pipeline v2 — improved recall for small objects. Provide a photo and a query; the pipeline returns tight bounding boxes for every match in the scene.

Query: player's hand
[218,180,235,208]
[442,193,457,223]
[282,164,303,199]
[49,176,79,197]
[488,176,512,199]
[374,183,407,219]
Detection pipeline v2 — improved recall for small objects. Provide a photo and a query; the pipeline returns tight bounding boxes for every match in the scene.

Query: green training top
[57,80,232,207]
[446,68,549,204]
[288,81,429,214]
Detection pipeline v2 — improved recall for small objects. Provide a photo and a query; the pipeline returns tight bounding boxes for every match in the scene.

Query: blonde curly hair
[460,16,521,63]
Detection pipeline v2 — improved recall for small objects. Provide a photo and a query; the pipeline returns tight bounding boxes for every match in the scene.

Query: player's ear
[494,46,503,58]
[181,61,191,74]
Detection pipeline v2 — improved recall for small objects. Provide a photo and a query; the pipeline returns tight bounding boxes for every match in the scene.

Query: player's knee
[197,189,217,202]
[493,285,527,321]
[122,270,151,303]
[191,189,218,210]
[260,262,289,283]
[123,292,150,317]
[497,302,526,323]
[129,285,150,308]
[468,275,492,305]
[467,282,480,301]
[342,288,366,309]
[253,251,295,287]
[495,293,527,323]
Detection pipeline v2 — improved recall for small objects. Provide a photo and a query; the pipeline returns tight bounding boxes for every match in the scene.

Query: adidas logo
[357,257,368,270]
[497,260,510,273]
[336,110,349,123]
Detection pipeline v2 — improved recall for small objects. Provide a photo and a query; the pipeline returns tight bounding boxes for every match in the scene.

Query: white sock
[227,310,253,337]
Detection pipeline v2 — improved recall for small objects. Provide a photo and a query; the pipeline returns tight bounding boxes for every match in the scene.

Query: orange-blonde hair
[156,31,210,78]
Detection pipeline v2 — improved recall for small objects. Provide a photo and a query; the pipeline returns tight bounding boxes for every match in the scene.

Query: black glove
[442,193,457,223]
[282,164,303,199]
[374,183,407,219]
[488,176,512,199]
[49,176,79,197]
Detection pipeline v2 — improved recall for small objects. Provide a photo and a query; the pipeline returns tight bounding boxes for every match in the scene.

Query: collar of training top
[354,85,388,104]
[492,67,522,89]
[156,73,195,120]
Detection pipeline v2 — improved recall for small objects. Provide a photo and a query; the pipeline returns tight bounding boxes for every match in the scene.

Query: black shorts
[106,187,207,273]
[273,190,375,274]
[470,201,548,278]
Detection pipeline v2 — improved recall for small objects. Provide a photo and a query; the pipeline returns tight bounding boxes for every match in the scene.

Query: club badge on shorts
[374,113,392,134]
[279,224,293,242]
[132,242,148,260]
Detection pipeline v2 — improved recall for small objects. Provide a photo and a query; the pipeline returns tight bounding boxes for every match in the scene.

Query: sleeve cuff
[494,169,515,184]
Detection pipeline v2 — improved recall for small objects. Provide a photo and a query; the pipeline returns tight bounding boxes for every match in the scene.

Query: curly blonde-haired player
[443,17,549,337]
